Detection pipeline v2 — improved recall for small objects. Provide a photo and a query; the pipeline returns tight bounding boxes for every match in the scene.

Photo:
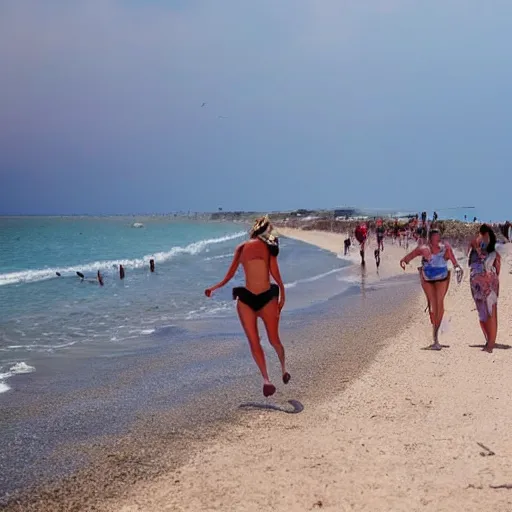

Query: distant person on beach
[97,271,104,286]
[376,219,385,251]
[468,224,501,353]
[393,220,400,245]
[354,223,368,265]
[400,229,463,350]
[205,215,288,397]
[374,249,381,269]
[343,237,351,256]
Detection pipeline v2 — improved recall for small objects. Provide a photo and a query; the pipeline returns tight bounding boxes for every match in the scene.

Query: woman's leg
[479,319,489,345]
[434,277,450,329]
[259,299,287,380]
[420,277,440,347]
[420,274,435,326]
[483,304,498,353]
[236,300,271,386]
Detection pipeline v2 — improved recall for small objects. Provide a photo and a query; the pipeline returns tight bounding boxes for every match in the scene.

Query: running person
[400,229,463,350]
[205,216,288,397]
[354,222,368,265]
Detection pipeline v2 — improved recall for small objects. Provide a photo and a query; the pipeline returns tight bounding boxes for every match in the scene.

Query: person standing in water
[205,216,288,397]
[343,237,351,256]
[468,224,501,353]
[400,229,463,350]
[354,222,368,265]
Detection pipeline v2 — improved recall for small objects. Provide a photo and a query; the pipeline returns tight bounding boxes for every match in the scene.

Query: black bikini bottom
[233,284,279,312]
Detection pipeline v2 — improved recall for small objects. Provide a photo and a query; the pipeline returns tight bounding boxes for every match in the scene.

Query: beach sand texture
[108,229,512,512]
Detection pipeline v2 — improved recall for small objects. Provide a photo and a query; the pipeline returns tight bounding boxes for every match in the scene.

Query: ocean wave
[285,268,344,289]
[185,302,234,320]
[204,253,233,261]
[0,231,245,287]
[0,362,36,393]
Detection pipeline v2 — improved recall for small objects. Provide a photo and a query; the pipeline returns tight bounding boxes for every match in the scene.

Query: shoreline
[2,234,420,510]
[99,230,512,512]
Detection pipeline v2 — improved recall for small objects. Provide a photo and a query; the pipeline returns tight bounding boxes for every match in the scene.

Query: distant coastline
[2,209,510,243]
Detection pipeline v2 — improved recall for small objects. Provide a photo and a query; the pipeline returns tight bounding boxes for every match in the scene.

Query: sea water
[0,217,355,393]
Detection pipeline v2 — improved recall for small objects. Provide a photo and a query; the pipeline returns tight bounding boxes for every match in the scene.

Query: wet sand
[1,233,420,510]
[100,231,512,512]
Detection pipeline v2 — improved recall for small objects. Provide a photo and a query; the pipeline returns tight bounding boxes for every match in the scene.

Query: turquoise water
[0,217,421,501]
[0,217,353,391]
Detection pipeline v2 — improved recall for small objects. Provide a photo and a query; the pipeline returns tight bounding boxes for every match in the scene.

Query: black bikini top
[267,240,279,257]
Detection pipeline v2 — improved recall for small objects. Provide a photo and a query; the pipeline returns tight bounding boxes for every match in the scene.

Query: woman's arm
[445,242,460,267]
[400,246,421,269]
[205,244,243,296]
[445,242,464,283]
[269,255,285,312]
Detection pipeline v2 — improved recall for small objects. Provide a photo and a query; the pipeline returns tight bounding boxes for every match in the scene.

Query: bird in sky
[201,102,207,107]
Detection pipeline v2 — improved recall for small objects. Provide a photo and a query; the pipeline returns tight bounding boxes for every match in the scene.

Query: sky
[0,0,511,220]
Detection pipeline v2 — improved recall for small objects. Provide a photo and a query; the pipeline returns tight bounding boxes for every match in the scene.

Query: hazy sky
[1,0,511,219]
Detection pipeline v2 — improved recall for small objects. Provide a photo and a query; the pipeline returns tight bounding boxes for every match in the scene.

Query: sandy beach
[89,228,511,512]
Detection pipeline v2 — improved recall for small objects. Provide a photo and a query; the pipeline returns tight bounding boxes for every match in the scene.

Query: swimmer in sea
[97,271,104,286]
[205,216,288,397]
[400,229,463,350]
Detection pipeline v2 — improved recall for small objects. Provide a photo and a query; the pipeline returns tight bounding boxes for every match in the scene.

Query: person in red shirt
[354,222,368,265]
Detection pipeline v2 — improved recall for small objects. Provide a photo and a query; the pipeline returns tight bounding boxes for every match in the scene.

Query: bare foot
[482,345,493,353]
[263,383,276,397]
[423,343,442,351]
[283,372,291,384]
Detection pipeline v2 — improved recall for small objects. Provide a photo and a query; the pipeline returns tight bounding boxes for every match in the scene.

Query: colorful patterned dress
[469,248,500,322]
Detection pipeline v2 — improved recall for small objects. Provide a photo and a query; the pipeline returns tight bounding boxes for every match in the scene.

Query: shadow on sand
[469,344,512,350]
[239,399,304,414]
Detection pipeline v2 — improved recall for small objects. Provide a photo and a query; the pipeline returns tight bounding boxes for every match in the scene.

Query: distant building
[334,208,358,218]
[290,209,315,217]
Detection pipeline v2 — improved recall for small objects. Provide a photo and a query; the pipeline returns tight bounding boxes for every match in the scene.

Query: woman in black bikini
[205,216,289,397]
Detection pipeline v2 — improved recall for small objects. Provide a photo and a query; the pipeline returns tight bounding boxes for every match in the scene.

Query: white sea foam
[0,362,36,393]
[9,362,35,374]
[185,303,234,320]
[0,231,245,287]
[204,253,232,261]
[2,341,78,351]
[285,268,344,289]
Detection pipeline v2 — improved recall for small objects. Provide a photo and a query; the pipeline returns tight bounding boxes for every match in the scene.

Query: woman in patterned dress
[468,224,501,353]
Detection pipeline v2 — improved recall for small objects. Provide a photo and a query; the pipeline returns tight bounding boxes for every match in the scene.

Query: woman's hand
[400,259,407,270]
[205,288,213,297]
[278,295,285,315]
[455,265,464,284]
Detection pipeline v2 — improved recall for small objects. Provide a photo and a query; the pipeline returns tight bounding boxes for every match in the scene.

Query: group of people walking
[205,216,504,397]
[400,223,501,352]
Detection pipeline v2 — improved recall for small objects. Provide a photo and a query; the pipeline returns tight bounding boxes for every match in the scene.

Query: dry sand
[107,230,512,512]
